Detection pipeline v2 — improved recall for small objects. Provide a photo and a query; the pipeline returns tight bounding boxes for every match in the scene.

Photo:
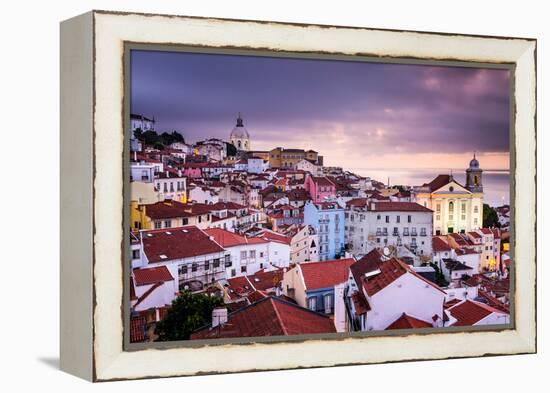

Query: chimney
[211,307,228,328]
[371,202,376,211]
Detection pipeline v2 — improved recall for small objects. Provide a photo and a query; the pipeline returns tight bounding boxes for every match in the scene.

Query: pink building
[182,163,204,178]
[304,175,336,203]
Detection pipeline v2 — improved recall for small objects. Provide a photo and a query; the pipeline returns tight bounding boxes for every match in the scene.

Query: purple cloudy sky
[130,49,511,171]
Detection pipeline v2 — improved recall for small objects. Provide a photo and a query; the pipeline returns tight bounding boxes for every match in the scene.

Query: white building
[131,266,178,312]
[130,162,157,183]
[131,113,155,132]
[295,158,321,175]
[247,157,269,174]
[154,172,187,202]
[290,225,320,264]
[188,184,220,205]
[139,226,231,292]
[415,157,484,235]
[345,250,446,332]
[204,228,269,277]
[345,201,433,260]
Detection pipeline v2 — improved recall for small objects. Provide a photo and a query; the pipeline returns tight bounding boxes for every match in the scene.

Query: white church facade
[415,155,484,235]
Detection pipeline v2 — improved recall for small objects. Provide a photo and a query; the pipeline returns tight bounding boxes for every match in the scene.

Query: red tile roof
[205,228,267,248]
[432,237,452,252]
[468,231,482,239]
[423,175,454,192]
[311,176,335,187]
[351,254,445,297]
[130,316,147,343]
[142,226,225,263]
[480,228,494,235]
[386,313,433,330]
[256,231,292,245]
[226,276,255,300]
[300,258,355,290]
[190,297,336,339]
[351,291,370,315]
[247,269,284,291]
[142,200,193,220]
[369,202,432,213]
[133,266,174,286]
[448,299,506,326]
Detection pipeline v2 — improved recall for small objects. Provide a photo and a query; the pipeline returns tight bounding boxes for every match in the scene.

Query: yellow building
[415,156,484,235]
[268,147,319,169]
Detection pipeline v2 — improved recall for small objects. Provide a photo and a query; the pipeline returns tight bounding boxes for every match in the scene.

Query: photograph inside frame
[127,47,513,344]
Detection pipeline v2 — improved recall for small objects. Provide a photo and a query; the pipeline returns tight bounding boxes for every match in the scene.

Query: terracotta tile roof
[423,174,453,192]
[142,200,193,220]
[443,259,473,271]
[432,237,452,252]
[190,296,336,339]
[311,176,335,187]
[477,289,510,313]
[247,290,269,303]
[205,228,267,248]
[369,202,432,213]
[300,258,355,290]
[444,298,462,309]
[351,291,370,315]
[352,253,445,297]
[480,228,494,235]
[346,198,369,208]
[130,316,147,343]
[226,276,255,300]
[448,299,506,326]
[468,231,482,239]
[210,201,247,210]
[247,269,284,291]
[133,266,174,286]
[256,231,292,245]
[385,313,433,330]
[141,226,225,263]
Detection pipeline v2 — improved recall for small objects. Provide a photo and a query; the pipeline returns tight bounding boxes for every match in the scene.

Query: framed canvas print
[60,10,537,381]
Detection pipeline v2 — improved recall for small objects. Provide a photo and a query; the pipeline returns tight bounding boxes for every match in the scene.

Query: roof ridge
[270,298,289,335]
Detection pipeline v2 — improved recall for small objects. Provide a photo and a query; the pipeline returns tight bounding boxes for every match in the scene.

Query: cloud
[131,50,510,169]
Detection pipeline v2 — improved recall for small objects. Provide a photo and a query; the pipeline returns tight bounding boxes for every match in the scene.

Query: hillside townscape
[129,114,511,343]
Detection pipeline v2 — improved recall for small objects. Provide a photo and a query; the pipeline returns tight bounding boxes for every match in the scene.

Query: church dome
[230,114,250,139]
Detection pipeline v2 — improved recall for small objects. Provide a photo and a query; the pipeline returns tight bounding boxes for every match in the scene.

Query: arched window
[449,201,454,211]
[474,175,479,186]
[237,140,241,148]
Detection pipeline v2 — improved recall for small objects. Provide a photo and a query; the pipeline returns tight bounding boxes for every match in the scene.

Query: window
[407,215,412,223]
[164,220,171,228]
[132,249,140,259]
[385,215,390,223]
[225,255,232,267]
[376,238,380,243]
[461,203,466,213]
[204,260,210,270]
[191,263,198,272]
[154,221,162,229]
[249,250,256,258]
[324,294,333,313]
[308,297,317,311]
[240,251,247,260]
[260,252,264,258]
[241,266,247,273]
[377,214,381,220]
[474,205,479,214]
[396,216,401,223]
[213,258,220,268]
[436,204,441,212]
[231,269,236,277]
[178,265,187,275]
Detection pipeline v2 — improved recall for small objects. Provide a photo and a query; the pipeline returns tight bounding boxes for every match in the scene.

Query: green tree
[429,262,449,287]
[133,128,143,139]
[226,142,237,157]
[141,130,160,146]
[155,290,224,341]
[483,203,500,228]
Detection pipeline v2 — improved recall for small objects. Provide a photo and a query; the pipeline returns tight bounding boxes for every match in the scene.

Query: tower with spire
[465,152,483,193]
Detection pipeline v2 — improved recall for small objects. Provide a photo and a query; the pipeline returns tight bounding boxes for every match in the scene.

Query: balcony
[411,231,418,237]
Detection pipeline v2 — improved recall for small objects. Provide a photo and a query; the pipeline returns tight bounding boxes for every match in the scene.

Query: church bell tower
[465,153,483,193]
